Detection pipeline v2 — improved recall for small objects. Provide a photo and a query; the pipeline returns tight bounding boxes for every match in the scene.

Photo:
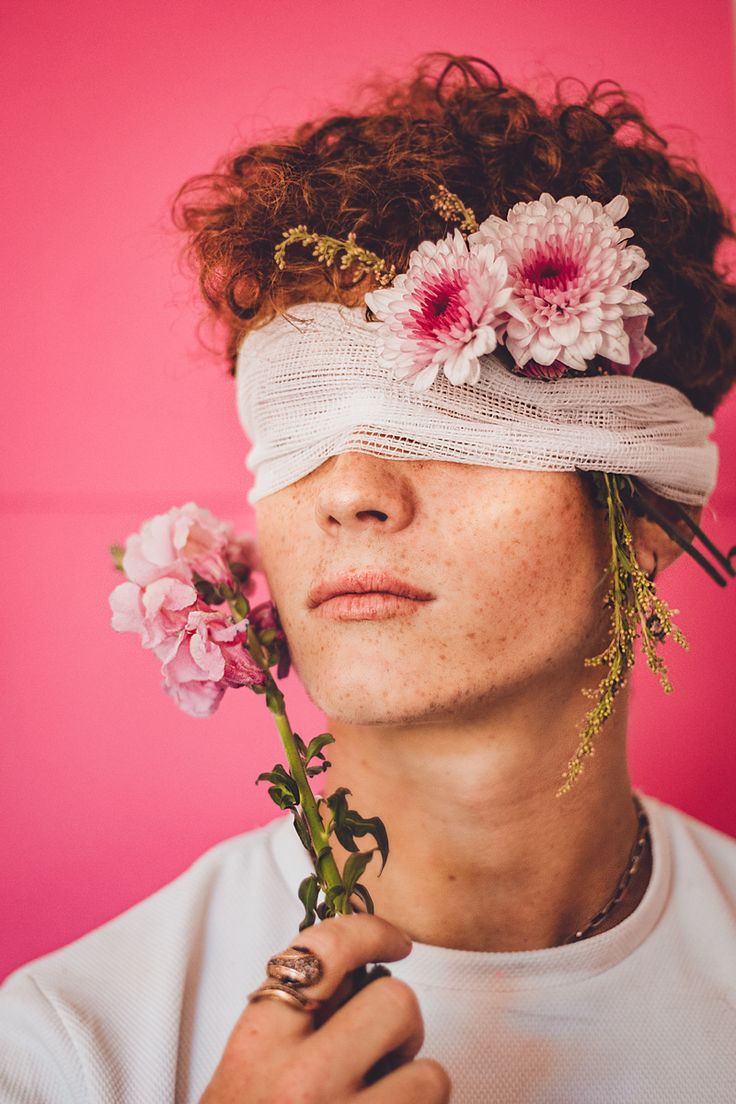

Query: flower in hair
[469,192,656,377]
[362,229,527,390]
[610,312,658,376]
[275,188,656,389]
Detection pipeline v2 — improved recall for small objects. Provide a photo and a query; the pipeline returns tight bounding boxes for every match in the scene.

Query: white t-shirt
[1,789,735,1103]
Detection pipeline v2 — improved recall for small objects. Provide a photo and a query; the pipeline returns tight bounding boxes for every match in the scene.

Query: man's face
[254,453,612,725]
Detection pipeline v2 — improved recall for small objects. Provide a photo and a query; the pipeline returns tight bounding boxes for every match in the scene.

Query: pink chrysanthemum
[364,228,526,390]
[609,313,658,376]
[469,193,656,375]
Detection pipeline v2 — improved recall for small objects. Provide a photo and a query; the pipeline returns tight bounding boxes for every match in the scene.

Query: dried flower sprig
[430,183,479,234]
[274,225,397,287]
[556,471,689,797]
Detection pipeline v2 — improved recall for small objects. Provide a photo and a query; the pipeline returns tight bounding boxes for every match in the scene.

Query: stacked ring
[246,946,325,1014]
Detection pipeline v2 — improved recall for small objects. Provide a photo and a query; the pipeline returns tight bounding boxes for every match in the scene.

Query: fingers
[241,912,413,1039]
[358,1058,452,1104]
[306,975,425,1096]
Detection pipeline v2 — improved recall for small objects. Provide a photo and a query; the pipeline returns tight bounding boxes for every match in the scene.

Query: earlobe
[648,549,658,582]
[629,501,702,577]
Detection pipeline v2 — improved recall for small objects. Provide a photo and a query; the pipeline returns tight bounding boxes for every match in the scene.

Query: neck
[319,677,649,952]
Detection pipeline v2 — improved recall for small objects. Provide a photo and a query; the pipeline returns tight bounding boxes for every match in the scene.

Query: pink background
[2,1,736,981]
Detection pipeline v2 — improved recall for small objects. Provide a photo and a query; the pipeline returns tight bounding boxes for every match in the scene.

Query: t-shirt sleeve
[0,970,87,1103]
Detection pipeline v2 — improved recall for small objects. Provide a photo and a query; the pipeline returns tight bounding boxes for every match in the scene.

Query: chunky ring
[247,977,323,1013]
[266,946,324,988]
[246,945,326,1014]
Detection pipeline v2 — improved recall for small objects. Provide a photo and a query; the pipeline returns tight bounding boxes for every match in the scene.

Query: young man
[2,52,735,1103]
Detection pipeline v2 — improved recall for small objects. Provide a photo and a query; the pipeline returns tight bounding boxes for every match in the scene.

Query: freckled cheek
[452,515,580,649]
[253,549,306,631]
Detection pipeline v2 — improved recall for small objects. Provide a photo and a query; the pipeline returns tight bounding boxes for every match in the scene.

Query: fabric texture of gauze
[235,301,719,507]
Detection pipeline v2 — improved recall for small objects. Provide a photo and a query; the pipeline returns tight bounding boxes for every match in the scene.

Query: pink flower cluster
[364,192,657,391]
[109,502,268,717]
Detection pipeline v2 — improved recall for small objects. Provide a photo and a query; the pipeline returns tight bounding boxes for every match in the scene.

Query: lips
[308,570,434,608]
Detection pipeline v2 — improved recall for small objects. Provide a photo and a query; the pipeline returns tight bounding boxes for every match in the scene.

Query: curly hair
[172,52,736,416]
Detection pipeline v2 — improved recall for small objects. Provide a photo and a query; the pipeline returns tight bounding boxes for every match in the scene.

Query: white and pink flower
[364,191,656,390]
[364,228,528,390]
[109,576,197,649]
[154,610,267,717]
[110,505,268,718]
[468,192,655,376]
[608,312,658,376]
[121,501,257,593]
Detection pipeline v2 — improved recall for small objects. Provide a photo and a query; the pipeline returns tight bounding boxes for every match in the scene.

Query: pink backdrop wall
[2,0,736,981]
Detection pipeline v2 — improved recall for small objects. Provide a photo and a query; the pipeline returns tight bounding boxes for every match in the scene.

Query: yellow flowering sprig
[557,471,689,797]
[274,183,480,290]
[274,225,397,287]
[429,184,479,234]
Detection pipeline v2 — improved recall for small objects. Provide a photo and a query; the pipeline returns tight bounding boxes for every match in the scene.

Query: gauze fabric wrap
[235,301,719,508]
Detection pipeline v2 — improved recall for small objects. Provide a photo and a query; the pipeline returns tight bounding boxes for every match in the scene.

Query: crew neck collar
[268,788,671,992]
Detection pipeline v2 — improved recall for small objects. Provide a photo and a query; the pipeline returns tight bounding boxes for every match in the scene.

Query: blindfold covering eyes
[235,302,718,510]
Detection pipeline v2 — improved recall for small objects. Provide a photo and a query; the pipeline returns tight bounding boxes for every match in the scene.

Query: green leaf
[304,733,335,764]
[349,882,375,914]
[306,759,331,777]
[325,787,358,852]
[325,785,352,805]
[343,812,389,874]
[293,732,308,757]
[342,848,375,896]
[255,769,285,787]
[298,874,319,930]
[324,883,346,909]
[267,785,298,810]
[255,764,300,803]
[322,878,346,914]
[291,812,313,854]
[298,872,319,911]
[333,820,357,854]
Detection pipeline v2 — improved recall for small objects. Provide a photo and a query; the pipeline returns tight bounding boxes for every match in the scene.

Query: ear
[627,494,702,577]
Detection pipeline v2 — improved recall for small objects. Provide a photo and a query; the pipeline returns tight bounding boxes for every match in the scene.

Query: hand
[199,912,451,1102]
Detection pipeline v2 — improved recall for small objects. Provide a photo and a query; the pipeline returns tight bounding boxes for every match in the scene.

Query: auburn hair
[172,52,736,416]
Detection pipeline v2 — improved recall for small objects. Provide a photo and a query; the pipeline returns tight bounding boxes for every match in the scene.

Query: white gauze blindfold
[235,300,718,508]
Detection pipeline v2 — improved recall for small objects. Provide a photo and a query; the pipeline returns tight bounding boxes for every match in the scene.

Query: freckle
[448,873,457,881]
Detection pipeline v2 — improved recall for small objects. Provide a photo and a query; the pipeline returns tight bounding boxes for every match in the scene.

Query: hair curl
[172,52,736,416]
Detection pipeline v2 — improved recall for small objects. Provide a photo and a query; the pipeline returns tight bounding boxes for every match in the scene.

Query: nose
[313,451,416,535]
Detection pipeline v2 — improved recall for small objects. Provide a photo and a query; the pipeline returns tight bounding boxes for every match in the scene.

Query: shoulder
[642,790,736,937]
[648,791,736,885]
[2,814,288,991]
[0,814,295,1102]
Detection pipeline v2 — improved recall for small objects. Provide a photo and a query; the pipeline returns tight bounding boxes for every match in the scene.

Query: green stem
[268,690,349,913]
[229,596,349,915]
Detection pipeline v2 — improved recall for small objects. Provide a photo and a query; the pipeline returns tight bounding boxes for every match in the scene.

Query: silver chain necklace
[563,793,651,944]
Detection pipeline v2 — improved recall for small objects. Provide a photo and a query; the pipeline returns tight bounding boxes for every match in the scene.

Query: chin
[298,661,488,727]
[296,663,435,724]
